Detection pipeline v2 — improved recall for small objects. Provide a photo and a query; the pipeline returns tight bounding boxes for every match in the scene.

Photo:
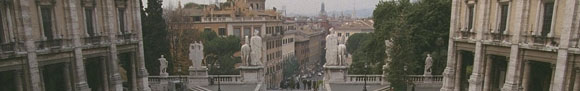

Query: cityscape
[0,0,579,91]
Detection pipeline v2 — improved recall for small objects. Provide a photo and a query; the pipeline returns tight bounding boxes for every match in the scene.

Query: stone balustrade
[0,42,24,53]
[201,17,277,22]
[148,75,189,84]
[406,75,443,83]
[208,75,243,84]
[345,75,383,84]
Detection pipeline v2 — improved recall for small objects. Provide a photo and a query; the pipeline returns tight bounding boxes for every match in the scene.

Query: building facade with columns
[441,0,580,91]
[0,0,149,91]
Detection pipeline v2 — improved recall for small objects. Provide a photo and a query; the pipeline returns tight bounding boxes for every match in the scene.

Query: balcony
[35,39,72,50]
[117,33,138,44]
[83,36,108,45]
[0,42,24,53]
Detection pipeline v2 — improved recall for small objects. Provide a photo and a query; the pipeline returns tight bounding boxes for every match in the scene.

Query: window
[218,28,226,35]
[346,33,350,37]
[85,8,96,37]
[118,8,126,34]
[337,33,342,36]
[41,6,54,40]
[498,4,509,33]
[244,28,251,37]
[254,27,261,35]
[468,5,475,30]
[234,28,241,37]
[0,9,4,43]
[541,3,554,37]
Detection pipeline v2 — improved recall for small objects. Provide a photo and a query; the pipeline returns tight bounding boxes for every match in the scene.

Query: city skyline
[148,0,379,17]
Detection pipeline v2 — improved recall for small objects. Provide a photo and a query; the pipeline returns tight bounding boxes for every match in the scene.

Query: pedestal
[423,75,432,83]
[382,65,389,85]
[323,65,348,83]
[238,66,264,83]
[188,66,209,87]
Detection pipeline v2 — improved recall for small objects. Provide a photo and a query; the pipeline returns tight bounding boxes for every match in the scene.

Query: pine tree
[142,0,170,76]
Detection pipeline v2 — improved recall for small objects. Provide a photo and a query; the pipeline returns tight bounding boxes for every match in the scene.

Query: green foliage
[370,0,451,90]
[201,31,242,75]
[143,0,170,76]
[346,33,372,54]
[283,56,299,79]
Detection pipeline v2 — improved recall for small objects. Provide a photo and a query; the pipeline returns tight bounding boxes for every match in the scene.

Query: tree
[143,0,171,76]
[346,33,372,54]
[201,31,241,75]
[369,0,451,90]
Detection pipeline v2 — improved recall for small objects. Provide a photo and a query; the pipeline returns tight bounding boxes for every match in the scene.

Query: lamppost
[363,63,368,91]
[215,62,221,91]
[178,64,186,91]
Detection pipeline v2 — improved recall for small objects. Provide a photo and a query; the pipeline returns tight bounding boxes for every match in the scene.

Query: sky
[143,0,381,17]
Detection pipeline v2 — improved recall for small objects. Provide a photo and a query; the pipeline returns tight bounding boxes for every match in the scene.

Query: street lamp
[215,63,221,91]
[363,63,368,91]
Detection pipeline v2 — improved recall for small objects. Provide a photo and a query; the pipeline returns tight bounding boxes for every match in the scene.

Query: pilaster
[440,0,460,90]
[467,0,490,90]
[551,0,577,90]
[64,0,91,90]
[133,0,150,90]
[501,0,527,90]
[19,0,42,90]
[105,0,122,90]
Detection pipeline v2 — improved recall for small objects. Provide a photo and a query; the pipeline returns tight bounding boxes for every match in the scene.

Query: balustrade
[346,75,383,83]
[0,42,23,53]
[83,36,107,45]
[35,39,72,49]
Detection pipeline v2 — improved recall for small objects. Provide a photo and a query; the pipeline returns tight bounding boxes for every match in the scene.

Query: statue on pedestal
[189,41,204,68]
[250,31,263,66]
[241,36,251,66]
[424,54,433,76]
[325,30,338,65]
[159,55,168,76]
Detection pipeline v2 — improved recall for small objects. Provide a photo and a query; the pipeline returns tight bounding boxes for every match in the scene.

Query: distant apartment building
[294,24,326,70]
[442,0,580,91]
[0,0,149,91]
[331,19,374,41]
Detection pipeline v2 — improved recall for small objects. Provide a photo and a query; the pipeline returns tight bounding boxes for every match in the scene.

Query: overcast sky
[144,0,380,17]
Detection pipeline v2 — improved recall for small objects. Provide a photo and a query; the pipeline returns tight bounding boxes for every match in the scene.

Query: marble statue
[189,41,204,68]
[250,31,263,66]
[338,44,347,66]
[424,54,433,75]
[159,55,168,75]
[384,39,393,63]
[241,36,251,66]
[325,30,338,66]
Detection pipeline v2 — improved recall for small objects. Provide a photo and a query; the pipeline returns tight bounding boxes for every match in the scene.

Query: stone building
[294,24,326,72]
[0,0,149,91]
[441,0,580,91]
[331,19,374,41]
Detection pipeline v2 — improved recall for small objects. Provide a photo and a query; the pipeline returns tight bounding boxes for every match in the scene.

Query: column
[521,61,531,91]
[15,70,23,91]
[63,64,72,91]
[19,0,42,90]
[482,55,493,91]
[105,0,123,90]
[454,52,462,91]
[64,0,91,90]
[573,69,580,91]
